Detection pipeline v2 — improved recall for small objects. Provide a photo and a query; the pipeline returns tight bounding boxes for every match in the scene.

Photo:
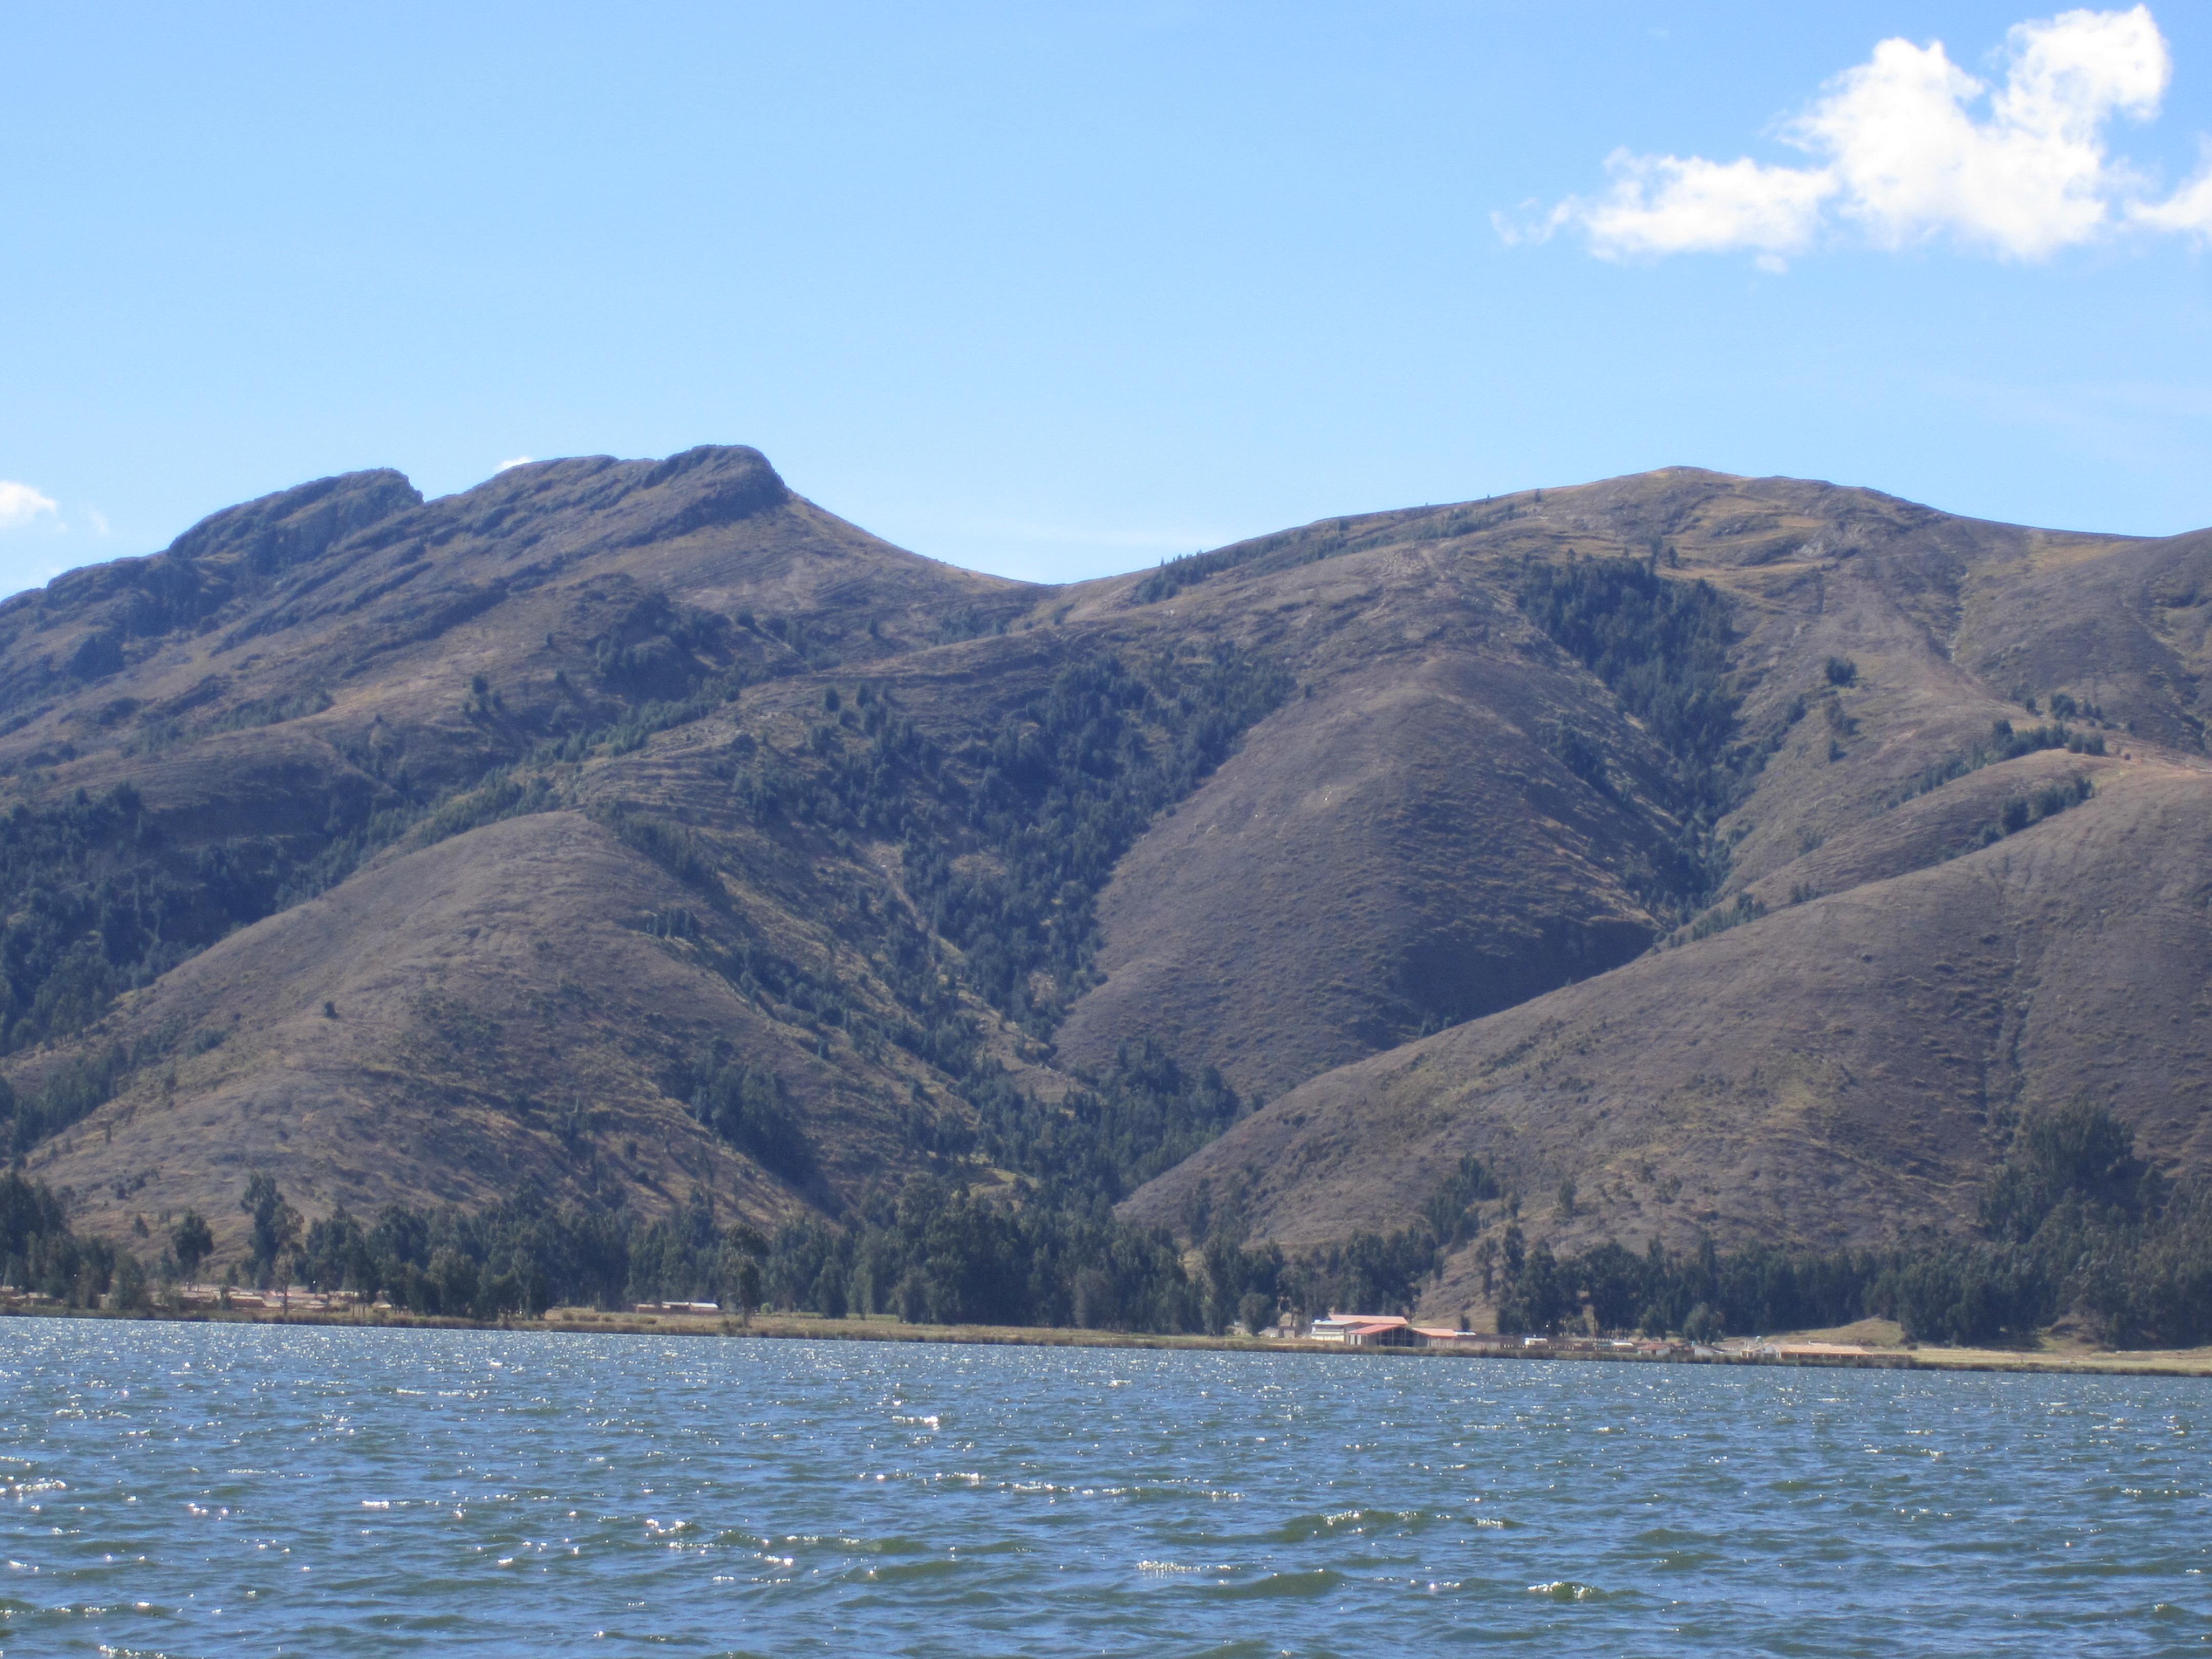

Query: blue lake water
[1,1320,2207,1656]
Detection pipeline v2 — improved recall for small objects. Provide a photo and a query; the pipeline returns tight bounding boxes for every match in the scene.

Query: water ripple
[0,1322,2206,1654]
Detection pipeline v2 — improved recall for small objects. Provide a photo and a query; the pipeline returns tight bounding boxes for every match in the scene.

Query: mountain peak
[166,468,423,572]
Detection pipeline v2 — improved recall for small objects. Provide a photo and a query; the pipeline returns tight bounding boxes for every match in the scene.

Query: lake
[1,1321,2206,1655]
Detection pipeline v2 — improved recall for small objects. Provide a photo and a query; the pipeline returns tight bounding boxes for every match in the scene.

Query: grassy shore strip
[7,1304,2212,1376]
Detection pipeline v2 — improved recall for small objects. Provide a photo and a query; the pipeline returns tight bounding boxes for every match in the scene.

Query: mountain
[3,450,2207,1282]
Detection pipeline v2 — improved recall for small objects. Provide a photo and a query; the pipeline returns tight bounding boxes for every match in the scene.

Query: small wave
[1207,1568,1345,1600]
[835,1535,930,1556]
[1528,1579,1604,1602]
[1273,1507,1428,1542]
[860,1557,963,1583]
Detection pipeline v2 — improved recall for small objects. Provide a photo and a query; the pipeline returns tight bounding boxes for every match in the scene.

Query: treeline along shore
[7,1099,2212,1371]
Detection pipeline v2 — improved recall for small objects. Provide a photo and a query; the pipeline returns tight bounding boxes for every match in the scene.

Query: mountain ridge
[2,449,2206,1288]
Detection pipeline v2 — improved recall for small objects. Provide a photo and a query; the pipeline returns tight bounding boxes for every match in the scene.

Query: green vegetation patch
[972,1037,1248,1206]
[0,784,295,1058]
[1514,556,1740,806]
[1484,1099,2212,1349]
[1897,718,2107,807]
[1514,555,1744,911]
[1968,774,2094,853]
[747,645,1294,1033]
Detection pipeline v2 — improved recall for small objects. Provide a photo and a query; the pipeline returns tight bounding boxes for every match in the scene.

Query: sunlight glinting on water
[1,1322,2206,1655]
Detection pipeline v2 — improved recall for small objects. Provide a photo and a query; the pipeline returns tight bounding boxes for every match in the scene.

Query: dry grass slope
[4,453,2208,1268]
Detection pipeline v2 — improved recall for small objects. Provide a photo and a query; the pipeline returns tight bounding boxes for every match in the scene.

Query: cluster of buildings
[0,1283,374,1314]
[1286,1314,1886,1364]
[1292,1312,1691,1356]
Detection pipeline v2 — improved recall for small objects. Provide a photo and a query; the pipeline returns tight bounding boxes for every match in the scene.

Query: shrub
[689,1060,819,1188]
[172,1210,213,1279]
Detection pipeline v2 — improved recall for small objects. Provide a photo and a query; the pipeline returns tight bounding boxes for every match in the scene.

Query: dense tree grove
[1,1170,122,1306]
[1,1040,135,1158]
[971,1038,1249,1205]
[742,646,1294,1030]
[294,1196,641,1316]
[1515,556,1741,815]
[924,649,1294,1028]
[1492,1230,1883,1342]
[0,1162,1459,1334]
[0,785,289,1059]
[682,1057,821,1191]
[10,1102,2212,1350]
[1513,556,1745,910]
[1487,1099,2212,1348]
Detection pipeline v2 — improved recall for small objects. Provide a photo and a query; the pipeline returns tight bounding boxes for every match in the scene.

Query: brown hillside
[5,452,2208,1264]
[1125,748,2210,1250]
[1053,536,1683,1096]
[1121,477,2212,1282]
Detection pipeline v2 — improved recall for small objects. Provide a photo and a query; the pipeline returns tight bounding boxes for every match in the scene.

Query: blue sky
[4,3,2210,594]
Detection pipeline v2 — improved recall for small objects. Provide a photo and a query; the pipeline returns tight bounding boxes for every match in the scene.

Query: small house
[1307,1313,1422,1348]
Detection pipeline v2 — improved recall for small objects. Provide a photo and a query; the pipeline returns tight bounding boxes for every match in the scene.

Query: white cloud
[0,480,60,531]
[2132,141,2212,237]
[1532,6,2212,263]
[1564,152,1836,261]
[496,455,535,473]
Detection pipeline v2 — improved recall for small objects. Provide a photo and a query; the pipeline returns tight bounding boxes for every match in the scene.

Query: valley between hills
[3,445,2209,1333]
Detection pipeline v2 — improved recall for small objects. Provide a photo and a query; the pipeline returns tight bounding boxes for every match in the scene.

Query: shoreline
[6,1303,2211,1377]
